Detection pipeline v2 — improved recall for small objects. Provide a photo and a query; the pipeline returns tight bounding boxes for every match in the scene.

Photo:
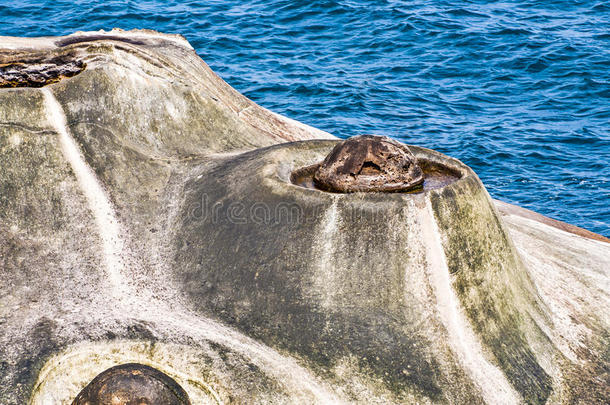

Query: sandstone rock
[0,29,608,404]
[0,53,85,88]
[313,135,424,192]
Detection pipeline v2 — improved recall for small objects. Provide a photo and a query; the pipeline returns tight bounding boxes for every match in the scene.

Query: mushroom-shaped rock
[176,140,556,403]
[313,135,424,192]
[72,363,190,405]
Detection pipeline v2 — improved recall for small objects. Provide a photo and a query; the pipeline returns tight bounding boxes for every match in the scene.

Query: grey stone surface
[0,29,608,404]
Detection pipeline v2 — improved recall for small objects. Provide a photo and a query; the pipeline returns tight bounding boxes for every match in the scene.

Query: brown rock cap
[313,135,424,192]
[72,363,191,405]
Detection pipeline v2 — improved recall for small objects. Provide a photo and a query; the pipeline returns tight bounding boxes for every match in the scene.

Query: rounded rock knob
[72,363,190,405]
[313,135,424,192]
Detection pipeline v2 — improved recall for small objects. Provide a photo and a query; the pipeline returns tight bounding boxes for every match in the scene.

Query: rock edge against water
[0,29,608,404]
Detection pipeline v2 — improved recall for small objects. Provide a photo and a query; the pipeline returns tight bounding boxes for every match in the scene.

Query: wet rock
[72,363,190,405]
[313,135,424,192]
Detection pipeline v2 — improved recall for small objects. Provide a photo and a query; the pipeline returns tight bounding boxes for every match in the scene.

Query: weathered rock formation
[0,29,608,404]
[312,135,424,192]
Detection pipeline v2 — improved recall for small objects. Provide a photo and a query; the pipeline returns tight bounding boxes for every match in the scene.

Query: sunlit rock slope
[0,29,608,404]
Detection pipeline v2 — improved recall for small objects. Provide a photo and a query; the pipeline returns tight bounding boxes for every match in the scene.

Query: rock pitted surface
[0,29,608,405]
[313,135,424,192]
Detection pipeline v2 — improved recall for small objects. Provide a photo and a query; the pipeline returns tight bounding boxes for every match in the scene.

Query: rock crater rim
[290,138,464,194]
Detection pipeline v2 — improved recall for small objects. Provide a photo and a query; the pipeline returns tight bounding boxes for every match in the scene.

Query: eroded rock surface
[313,135,424,192]
[0,53,85,88]
[0,29,608,405]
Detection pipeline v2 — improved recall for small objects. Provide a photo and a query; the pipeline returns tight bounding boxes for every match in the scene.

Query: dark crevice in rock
[0,54,86,88]
[359,160,382,175]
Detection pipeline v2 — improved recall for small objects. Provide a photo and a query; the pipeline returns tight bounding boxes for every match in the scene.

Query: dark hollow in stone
[0,54,85,88]
[72,363,191,405]
[313,135,425,192]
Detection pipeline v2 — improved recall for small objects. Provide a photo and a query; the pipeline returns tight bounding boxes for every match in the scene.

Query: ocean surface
[1,1,609,236]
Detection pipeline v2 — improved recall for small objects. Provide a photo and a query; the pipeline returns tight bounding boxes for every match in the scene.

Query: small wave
[445,8,489,18]
[491,27,533,36]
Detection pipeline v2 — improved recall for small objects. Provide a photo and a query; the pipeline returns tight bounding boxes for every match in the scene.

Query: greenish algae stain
[429,178,553,404]
[174,145,449,402]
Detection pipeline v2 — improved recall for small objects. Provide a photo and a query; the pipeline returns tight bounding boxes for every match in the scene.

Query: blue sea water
[1,1,609,236]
